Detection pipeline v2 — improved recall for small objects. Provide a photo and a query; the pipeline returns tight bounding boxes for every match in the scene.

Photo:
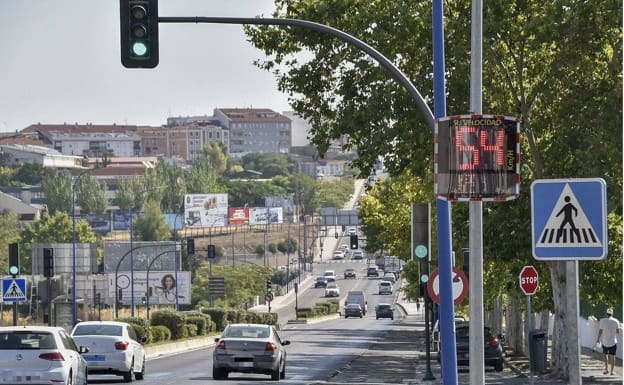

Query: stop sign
[519,265,539,295]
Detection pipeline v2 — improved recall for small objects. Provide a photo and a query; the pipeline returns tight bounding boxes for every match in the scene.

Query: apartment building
[213,108,291,157]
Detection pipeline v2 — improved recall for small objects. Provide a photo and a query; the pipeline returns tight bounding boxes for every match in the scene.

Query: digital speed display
[435,114,520,201]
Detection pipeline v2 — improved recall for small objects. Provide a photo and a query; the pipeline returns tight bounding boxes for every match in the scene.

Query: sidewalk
[322,292,622,385]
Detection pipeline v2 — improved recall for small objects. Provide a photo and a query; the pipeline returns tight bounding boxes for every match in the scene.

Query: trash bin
[529,329,547,373]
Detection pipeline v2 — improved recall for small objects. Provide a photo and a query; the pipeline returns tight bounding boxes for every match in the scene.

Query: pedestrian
[416,297,421,312]
[596,307,620,375]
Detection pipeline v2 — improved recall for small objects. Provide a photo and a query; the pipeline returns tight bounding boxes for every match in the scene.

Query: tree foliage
[41,170,72,215]
[246,0,622,378]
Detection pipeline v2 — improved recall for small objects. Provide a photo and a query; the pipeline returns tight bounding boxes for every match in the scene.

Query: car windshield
[225,326,270,338]
[346,304,360,309]
[378,305,391,310]
[316,277,326,281]
[73,324,123,336]
[0,332,56,349]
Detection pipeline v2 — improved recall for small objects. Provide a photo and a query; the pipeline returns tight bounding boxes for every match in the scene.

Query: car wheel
[494,362,504,372]
[376,317,379,320]
[359,315,362,318]
[345,315,348,318]
[66,369,73,385]
[271,361,281,380]
[280,360,286,379]
[212,366,228,380]
[123,360,134,382]
[135,358,145,380]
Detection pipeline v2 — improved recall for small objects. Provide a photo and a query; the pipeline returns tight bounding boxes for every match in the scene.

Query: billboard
[109,271,191,305]
[228,207,250,225]
[184,193,228,228]
[249,207,283,225]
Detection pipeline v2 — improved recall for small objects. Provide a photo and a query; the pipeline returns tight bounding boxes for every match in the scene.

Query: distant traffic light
[43,248,54,278]
[266,279,272,293]
[207,244,216,259]
[349,234,359,250]
[8,243,19,276]
[412,203,430,296]
[120,0,159,68]
[187,238,195,255]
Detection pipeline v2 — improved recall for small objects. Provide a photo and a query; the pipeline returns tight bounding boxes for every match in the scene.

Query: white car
[325,282,340,297]
[71,320,146,382]
[323,270,337,282]
[0,326,89,385]
[378,281,394,295]
[333,250,345,260]
[347,227,357,235]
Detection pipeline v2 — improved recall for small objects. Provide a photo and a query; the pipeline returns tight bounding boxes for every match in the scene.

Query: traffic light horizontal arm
[158,16,434,129]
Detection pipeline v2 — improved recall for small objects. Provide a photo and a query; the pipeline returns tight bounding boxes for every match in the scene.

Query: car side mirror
[79,346,90,354]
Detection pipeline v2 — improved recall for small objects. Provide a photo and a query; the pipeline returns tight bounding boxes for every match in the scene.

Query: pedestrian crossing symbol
[2,278,26,302]
[531,178,607,260]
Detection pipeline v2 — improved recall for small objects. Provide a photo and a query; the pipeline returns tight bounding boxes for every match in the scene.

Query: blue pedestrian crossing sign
[531,178,607,260]
[2,277,27,302]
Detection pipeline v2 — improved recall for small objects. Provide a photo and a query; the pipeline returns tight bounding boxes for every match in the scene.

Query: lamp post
[71,169,91,327]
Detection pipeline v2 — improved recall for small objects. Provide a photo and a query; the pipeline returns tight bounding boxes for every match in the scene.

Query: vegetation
[245,0,621,378]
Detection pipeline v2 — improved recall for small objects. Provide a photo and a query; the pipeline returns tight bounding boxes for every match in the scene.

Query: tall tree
[246,0,622,378]
[76,174,108,214]
[132,199,171,241]
[41,170,72,215]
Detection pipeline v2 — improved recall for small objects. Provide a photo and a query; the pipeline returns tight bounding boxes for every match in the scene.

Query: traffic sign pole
[519,265,539,384]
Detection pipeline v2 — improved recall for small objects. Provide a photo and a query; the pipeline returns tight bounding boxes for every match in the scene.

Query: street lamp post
[71,169,91,326]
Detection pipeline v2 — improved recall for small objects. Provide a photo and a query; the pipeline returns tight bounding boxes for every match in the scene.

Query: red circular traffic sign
[519,265,539,295]
[426,267,469,305]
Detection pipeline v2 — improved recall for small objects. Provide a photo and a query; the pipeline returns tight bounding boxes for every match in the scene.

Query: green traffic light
[132,41,149,57]
[415,244,428,258]
[420,274,429,283]
[9,266,18,275]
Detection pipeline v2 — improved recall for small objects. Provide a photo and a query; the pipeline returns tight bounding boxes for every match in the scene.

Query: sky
[0,0,293,132]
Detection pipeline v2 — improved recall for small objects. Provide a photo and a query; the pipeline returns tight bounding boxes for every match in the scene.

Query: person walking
[596,307,620,375]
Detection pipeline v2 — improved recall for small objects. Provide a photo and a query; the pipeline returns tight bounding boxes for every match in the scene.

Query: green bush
[150,310,186,340]
[202,308,228,331]
[115,316,151,342]
[185,315,209,335]
[149,325,171,343]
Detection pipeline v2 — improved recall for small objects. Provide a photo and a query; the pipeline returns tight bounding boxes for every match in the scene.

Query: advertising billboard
[109,271,191,305]
[249,207,283,225]
[184,193,228,228]
[228,207,250,225]
[103,241,179,273]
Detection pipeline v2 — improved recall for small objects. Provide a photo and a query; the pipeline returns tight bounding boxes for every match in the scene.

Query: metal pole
[527,294,533,384]
[130,213,135,317]
[71,169,90,327]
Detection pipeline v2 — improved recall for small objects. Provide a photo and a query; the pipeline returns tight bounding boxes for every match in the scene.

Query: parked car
[344,268,356,279]
[344,303,363,318]
[352,250,364,260]
[213,323,290,380]
[378,280,394,295]
[347,227,357,235]
[367,267,380,277]
[325,282,340,297]
[0,326,89,385]
[438,321,504,372]
[314,276,329,288]
[431,316,467,352]
[71,320,147,382]
[375,303,394,320]
[323,270,336,282]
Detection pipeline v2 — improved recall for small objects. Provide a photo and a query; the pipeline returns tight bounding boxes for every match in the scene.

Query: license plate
[238,361,253,367]
[84,355,105,362]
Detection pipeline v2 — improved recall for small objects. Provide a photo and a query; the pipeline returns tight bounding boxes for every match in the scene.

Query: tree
[132,200,172,241]
[76,174,108,214]
[41,170,72,214]
[246,0,622,378]
[12,162,44,185]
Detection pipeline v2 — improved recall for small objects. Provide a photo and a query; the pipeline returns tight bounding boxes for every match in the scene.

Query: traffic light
[266,279,272,293]
[141,296,147,305]
[43,248,54,278]
[412,203,430,296]
[187,238,195,255]
[350,234,359,250]
[207,244,216,259]
[120,0,159,68]
[8,243,19,276]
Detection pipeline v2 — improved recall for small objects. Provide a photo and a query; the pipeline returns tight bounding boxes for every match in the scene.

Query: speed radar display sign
[519,265,539,296]
[435,114,520,201]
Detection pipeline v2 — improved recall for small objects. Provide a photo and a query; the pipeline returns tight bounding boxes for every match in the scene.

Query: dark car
[366,267,379,277]
[375,303,394,320]
[344,304,363,318]
[439,321,504,372]
[344,268,356,279]
[314,276,328,288]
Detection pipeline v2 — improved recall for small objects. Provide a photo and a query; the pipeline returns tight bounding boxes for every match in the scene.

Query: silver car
[0,326,89,385]
[213,323,291,381]
[71,321,146,382]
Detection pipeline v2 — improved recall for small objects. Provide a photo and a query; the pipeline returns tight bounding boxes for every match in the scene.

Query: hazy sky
[0,1,293,132]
